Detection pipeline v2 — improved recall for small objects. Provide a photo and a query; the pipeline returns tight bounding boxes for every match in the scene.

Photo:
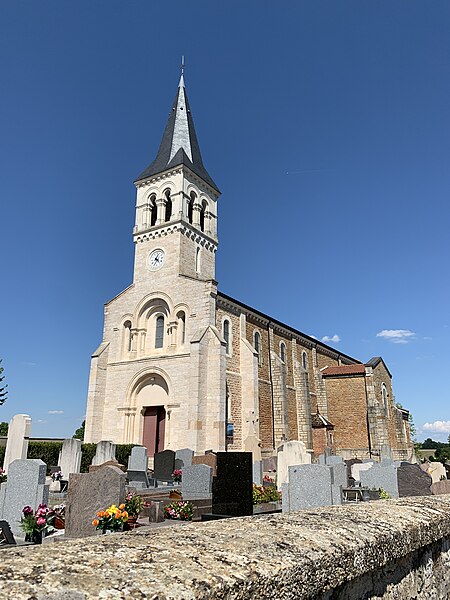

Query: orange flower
[97,511,104,518]
[115,512,121,519]
[121,511,128,519]
[119,504,125,510]
[92,519,99,526]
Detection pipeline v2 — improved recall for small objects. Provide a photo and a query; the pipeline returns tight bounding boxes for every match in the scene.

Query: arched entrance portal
[136,374,169,457]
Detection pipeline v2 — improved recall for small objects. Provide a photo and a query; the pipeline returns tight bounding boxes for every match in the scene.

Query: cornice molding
[134,220,218,252]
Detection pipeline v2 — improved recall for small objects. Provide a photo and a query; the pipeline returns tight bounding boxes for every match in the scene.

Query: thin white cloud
[23,361,37,366]
[322,334,341,343]
[48,410,64,415]
[422,421,450,434]
[37,419,48,424]
[376,329,416,344]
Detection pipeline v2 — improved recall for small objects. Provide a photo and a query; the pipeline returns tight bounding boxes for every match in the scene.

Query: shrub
[27,442,63,473]
[0,446,5,469]
[80,444,96,473]
[115,444,136,467]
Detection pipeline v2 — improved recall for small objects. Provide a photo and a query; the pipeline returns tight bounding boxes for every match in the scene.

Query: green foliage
[0,360,7,406]
[27,442,63,473]
[0,446,5,468]
[0,422,8,436]
[73,420,85,440]
[115,444,136,467]
[378,487,391,500]
[80,444,96,472]
[421,438,443,450]
[252,483,282,504]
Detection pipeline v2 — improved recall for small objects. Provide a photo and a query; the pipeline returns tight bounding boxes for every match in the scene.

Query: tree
[395,402,416,440]
[0,422,8,436]
[73,420,85,441]
[0,360,7,406]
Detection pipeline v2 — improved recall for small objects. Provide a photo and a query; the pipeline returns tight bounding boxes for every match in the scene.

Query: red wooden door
[143,406,166,456]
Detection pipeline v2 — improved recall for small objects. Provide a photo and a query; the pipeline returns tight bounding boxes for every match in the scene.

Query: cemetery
[1,413,450,597]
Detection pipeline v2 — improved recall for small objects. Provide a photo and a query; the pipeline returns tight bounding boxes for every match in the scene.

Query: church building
[85,72,413,462]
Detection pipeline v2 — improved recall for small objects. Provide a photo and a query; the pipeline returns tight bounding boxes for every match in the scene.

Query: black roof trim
[217,291,361,365]
[365,356,392,378]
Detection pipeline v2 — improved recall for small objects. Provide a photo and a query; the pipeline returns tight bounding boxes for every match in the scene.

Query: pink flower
[22,506,33,515]
[36,517,46,526]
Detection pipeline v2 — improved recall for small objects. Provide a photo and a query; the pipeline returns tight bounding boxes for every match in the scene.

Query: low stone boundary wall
[1,496,450,599]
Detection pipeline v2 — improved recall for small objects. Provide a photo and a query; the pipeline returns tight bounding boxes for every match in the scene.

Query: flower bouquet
[0,468,6,484]
[124,492,145,518]
[92,504,128,534]
[20,504,54,543]
[171,469,182,484]
[164,500,193,521]
[51,471,63,482]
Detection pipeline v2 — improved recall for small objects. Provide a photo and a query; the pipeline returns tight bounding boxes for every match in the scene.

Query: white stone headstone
[58,439,82,478]
[244,435,262,462]
[3,414,32,473]
[351,462,374,482]
[425,461,447,484]
[92,441,116,466]
[277,440,311,489]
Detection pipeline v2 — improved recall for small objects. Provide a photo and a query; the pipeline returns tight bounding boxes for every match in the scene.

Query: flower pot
[54,516,65,530]
[25,531,43,544]
[125,516,138,530]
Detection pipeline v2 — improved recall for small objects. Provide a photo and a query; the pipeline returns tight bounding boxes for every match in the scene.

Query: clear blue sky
[1,1,449,441]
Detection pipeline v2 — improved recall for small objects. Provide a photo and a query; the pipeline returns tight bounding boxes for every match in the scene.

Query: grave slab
[284,464,333,512]
[182,464,213,500]
[277,441,311,488]
[3,414,32,473]
[154,450,175,482]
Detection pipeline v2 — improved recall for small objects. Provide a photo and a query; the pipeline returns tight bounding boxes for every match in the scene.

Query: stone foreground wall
[1,496,450,599]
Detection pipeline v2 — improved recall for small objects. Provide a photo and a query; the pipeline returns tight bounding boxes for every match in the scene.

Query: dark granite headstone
[153,450,175,482]
[0,520,16,546]
[397,463,432,497]
[212,452,253,517]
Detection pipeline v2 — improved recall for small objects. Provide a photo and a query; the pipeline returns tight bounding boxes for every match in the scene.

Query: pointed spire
[135,66,219,193]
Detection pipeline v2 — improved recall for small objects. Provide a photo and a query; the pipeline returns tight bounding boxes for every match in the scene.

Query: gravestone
[351,461,374,482]
[422,461,447,484]
[0,520,16,546]
[153,450,175,482]
[244,435,263,485]
[182,464,213,500]
[212,452,253,517]
[89,459,124,473]
[431,480,450,495]
[262,456,277,473]
[192,453,217,476]
[277,440,311,488]
[330,462,347,505]
[3,414,32,473]
[175,448,194,470]
[128,446,148,472]
[65,465,126,538]
[0,459,49,537]
[92,441,116,466]
[359,462,399,498]
[283,464,333,512]
[397,463,432,497]
[127,470,150,489]
[58,438,82,478]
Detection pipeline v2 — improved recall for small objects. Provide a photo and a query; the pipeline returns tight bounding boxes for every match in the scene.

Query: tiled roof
[135,74,219,192]
[321,364,366,377]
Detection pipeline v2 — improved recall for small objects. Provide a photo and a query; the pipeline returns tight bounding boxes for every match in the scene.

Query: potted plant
[48,503,66,529]
[92,504,128,534]
[19,504,54,544]
[124,492,147,528]
[163,500,193,521]
[171,469,182,484]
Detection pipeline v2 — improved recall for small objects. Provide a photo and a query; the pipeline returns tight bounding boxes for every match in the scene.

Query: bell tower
[132,71,220,286]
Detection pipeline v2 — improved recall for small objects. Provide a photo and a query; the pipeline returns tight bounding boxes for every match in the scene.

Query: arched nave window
[381,383,389,414]
[155,315,165,349]
[280,342,286,363]
[223,319,231,355]
[302,351,308,370]
[164,189,172,222]
[177,311,186,345]
[254,331,262,366]
[123,320,132,353]
[195,247,201,274]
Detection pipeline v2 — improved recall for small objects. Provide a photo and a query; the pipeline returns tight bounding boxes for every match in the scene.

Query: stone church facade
[85,73,412,462]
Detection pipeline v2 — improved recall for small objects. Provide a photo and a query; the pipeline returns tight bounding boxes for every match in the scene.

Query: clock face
[148,249,165,271]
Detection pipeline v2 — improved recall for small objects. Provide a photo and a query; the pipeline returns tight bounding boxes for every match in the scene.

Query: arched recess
[137,297,171,353]
[122,320,132,356]
[126,370,171,456]
[188,192,195,224]
[149,194,157,227]
[200,199,207,232]
[164,188,172,222]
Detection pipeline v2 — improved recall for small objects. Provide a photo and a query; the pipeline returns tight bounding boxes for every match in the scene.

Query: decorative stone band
[1,496,450,598]
[134,220,217,253]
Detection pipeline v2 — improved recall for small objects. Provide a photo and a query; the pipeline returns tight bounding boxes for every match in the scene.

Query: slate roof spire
[135,67,219,192]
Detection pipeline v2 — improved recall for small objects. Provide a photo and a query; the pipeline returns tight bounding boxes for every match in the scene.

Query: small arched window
[254,331,262,366]
[280,342,286,363]
[200,200,207,232]
[149,195,157,227]
[302,351,307,370]
[155,315,165,349]
[188,192,195,224]
[223,319,230,355]
[195,247,201,273]
[177,311,186,345]
[164,190,172,222]
[124,320,132,352]
[381,384,389,413]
